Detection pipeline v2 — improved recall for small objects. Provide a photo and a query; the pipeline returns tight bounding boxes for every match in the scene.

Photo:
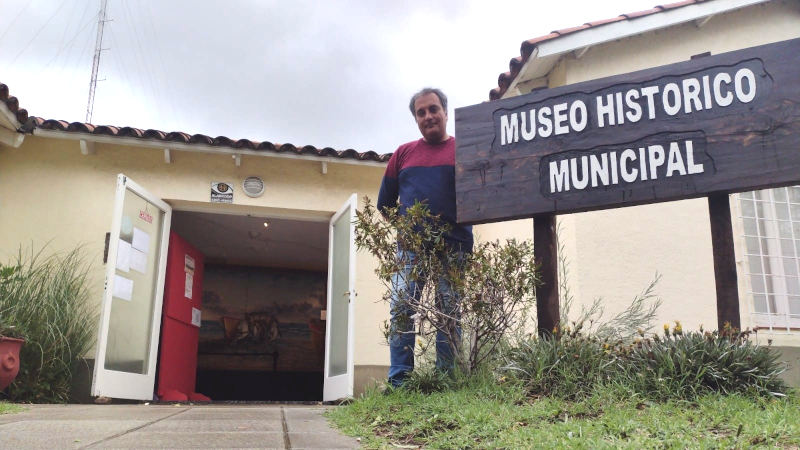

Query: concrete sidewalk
[0,404,360,449]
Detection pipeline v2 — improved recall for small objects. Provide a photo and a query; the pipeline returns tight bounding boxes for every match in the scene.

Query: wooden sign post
[455,38,800,334]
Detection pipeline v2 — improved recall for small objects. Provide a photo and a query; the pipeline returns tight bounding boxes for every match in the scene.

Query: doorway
[169,210,329,401]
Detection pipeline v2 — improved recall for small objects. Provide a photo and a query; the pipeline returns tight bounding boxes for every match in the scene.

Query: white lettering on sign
[499,67,758,146]
[549,140,704,193]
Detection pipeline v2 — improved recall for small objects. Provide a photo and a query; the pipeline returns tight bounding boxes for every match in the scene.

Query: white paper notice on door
[184,254,195,274]
[116,239,131,273]
[112,275,134,301]
[132,227,151,253]
[191,307,202,327]
[130,248,147,274]
[184,272,193,299]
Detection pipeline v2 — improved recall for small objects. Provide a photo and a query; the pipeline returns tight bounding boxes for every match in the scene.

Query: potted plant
[0,265,24,391]
[0,318,24,391]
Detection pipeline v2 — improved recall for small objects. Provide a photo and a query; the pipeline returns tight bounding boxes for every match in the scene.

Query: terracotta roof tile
[117,126,144,138]
[553,25,591,36]
[491,0,706,100]
[1,82,389,163]
[143,129,166,140]
[584,16,627,27]
[255,141,276,151]
[0,83,29,124]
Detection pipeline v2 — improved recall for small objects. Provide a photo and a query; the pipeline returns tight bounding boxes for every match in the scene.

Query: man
[377,88,474,388]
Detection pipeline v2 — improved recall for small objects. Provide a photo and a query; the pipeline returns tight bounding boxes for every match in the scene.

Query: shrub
[500,330,615,400]
[620,324,788,400]
[0,247,97,403]
[500,323,789,401]
[0,266,25,339]
[355,198,539,374]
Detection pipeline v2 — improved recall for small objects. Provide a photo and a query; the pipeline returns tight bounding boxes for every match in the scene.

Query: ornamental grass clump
[621,323,788,400]
[501,321,788,401]
[0,247,97,403]
[500,325,616,400]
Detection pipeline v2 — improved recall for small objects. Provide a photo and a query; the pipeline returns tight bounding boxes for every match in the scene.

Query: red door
[157,231,209,401]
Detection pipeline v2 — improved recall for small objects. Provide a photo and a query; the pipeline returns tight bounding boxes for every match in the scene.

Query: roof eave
[31,128,388,167]
[0,101,21,131]
[504,0,770,97]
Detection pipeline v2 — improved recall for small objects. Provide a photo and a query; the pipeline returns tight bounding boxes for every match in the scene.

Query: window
[739,187,800,331]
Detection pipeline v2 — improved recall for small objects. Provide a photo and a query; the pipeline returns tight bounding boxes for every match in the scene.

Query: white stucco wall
[0,135,391,365]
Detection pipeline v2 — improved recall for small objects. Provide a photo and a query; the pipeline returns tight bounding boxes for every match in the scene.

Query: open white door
[91,174,171,400]
[323,194,356,402]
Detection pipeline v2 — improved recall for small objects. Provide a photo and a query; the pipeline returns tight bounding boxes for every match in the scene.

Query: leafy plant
[355,197,540,375]
[0,265,25,340]
[500,331,615,400]
[620,324,787,400]
[500,322,788,401]
[0,246,97,403]
[556,219,662,343]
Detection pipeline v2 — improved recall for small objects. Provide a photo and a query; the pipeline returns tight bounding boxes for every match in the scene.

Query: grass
[327,381,800,449]
[0,246,97,402]
[0,402,23,415]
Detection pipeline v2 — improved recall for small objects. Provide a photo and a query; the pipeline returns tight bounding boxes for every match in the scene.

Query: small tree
[355,198,540,374]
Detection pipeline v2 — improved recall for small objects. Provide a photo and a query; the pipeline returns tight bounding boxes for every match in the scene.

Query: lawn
[327,383,800,449]
[0,402,23,415]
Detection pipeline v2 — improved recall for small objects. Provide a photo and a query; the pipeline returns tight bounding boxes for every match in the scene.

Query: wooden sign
[455,38,800,224]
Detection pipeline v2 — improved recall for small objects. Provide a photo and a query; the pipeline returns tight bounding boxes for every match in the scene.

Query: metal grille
[739,187,800,332]
[243,176,265,198]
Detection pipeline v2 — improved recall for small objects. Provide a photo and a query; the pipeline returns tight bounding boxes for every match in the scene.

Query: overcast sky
[1,0,654,153]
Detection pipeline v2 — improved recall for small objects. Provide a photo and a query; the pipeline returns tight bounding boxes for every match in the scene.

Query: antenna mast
[86,0,109,123]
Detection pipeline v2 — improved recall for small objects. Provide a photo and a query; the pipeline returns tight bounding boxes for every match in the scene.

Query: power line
[140,0,185,129]
[120,0,165,125]
[0,2,33,45]
[9,0,70,66]
[42,10,97,73]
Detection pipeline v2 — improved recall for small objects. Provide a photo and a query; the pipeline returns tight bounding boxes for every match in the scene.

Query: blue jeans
[388,249,463,388]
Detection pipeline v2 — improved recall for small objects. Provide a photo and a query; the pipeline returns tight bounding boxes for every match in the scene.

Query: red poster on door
[157,231,209,401]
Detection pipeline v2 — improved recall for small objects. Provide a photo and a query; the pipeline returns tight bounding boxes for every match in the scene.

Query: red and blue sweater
[377,137,473,252]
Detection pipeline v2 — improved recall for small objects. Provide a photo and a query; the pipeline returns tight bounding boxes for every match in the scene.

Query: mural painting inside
[199,264,327,372]
[196,264,327,400]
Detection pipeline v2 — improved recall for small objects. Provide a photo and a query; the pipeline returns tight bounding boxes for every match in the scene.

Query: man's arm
[376,150,400,217]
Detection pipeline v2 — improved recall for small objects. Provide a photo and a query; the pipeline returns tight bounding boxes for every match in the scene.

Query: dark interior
[196,371,323,401]
[164,210,329,402]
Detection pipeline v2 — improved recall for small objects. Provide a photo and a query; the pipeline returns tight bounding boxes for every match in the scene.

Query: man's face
[413,92,448,143]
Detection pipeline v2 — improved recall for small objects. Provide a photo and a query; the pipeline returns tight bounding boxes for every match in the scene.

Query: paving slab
[97,431,287,449]
[288,431,361,449]
[0,404,359,449]
[171,406,282,421]
[4,404,185,421]
[143,418,283,432]
[0,420,149,449]
[284,414,336,433]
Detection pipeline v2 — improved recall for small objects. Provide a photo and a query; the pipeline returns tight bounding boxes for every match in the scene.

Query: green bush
[500,324,788,401]
[500,330,615,400]
[0,247,97,403]
[355,198,539,375]
[621,325,787,400]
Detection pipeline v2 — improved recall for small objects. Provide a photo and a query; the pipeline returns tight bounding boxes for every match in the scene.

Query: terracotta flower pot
[0,337,24,391]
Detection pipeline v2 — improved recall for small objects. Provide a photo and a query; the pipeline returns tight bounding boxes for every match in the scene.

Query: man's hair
[408,88,448,116]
